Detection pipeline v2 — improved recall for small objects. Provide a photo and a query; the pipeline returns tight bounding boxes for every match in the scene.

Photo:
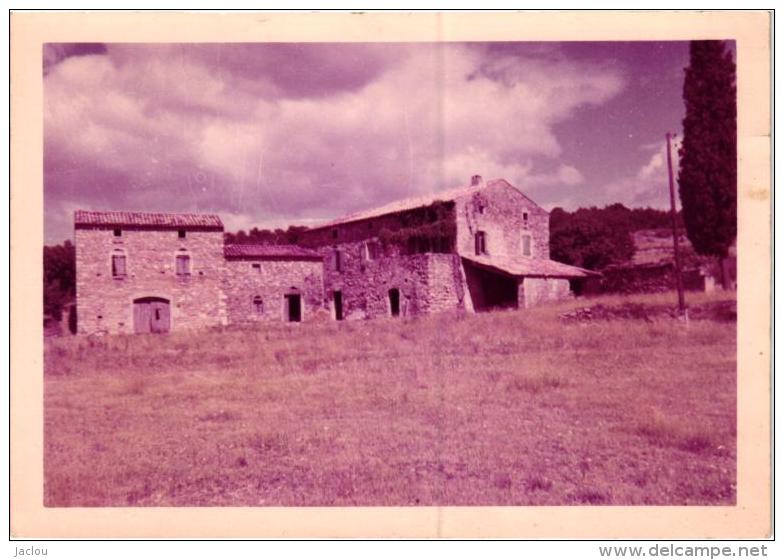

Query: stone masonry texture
[74,179,590,334]
[75,227,227,335]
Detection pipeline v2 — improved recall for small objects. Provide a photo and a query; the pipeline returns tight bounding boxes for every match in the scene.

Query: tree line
[549,204,683,270]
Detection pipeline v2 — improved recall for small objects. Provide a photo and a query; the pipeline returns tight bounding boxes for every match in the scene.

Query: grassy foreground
[44,291,736,506]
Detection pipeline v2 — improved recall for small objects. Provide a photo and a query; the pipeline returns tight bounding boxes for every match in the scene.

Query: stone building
[223,244,324,325]
[75,211,228,335]
[73,176,594,334]
[298,176,596,320]
[74,211,324,335]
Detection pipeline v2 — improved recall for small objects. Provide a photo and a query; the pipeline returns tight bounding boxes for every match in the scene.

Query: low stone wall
[520,277,572,309]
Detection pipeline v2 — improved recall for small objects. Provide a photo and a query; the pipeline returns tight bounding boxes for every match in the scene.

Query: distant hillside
[549,204,684,271]
[632,229,695,266]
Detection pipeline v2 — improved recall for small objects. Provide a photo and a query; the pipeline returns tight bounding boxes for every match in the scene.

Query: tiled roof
[464,255,600,278]
[311,178,544,230]
[224,244,322,260]
[75,210,223,229]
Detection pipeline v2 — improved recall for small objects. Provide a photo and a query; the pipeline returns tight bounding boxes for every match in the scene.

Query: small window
[113,228,122,237]
[474,231,487,256]
[334,250,343,272]
[523,212,529,228]
[176,253,191,276]
[364,241,381,261]
[178,229,186,239]
[478,204,485,215]
[253,296,263,314]
[111,253,126,277]
[522,233,532,257]
[252,263,261,271]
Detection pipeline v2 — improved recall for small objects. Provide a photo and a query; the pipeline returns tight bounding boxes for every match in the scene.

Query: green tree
[550,205,635,270]
[678,40,737,288]
[43,240,75,321]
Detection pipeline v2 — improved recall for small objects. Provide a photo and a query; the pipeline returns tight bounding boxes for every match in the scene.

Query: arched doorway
[133,296,171,334]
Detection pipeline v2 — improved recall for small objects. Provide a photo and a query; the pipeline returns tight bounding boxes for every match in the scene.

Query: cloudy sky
[44,41,691,243]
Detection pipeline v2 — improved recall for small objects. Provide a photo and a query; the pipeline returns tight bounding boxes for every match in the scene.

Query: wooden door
[150,300,170,333]
[133,297,171,334]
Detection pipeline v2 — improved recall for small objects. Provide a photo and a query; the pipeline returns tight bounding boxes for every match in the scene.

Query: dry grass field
[44,291,736,506]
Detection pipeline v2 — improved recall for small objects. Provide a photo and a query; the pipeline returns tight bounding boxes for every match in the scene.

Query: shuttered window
[111,254,126,277]
[176,254,191,276]
[364,241,381,261]
[334,250,342,272]
[522,234,532,257]
[253,296,263,314]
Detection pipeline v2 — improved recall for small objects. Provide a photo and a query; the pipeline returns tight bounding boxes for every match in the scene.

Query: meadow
[44,291,737,506]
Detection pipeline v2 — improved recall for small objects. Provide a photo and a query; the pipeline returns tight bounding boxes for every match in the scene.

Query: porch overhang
[462,255,600,279]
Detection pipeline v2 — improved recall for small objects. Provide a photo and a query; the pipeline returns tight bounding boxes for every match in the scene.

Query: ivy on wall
[377,200,456,255]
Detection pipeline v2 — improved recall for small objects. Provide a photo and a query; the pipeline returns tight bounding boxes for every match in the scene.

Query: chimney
[470,174,484,187]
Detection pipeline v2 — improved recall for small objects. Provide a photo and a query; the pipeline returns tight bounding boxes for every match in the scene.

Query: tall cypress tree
[678,40,737,288]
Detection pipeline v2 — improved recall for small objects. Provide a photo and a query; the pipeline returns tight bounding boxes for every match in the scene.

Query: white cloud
[45,43,625,240]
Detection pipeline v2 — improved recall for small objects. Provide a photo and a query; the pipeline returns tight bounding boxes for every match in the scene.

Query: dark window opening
[389,288,400,317]
[253,296,263,314]
[113,228,121,237]
[111,254,126,277]
[523,212,529,228]
[475,231,487,255]
[178,229,186,239]
[285,294,302,322]
[333,290,343,321]
[478,204,485,214]
[252,263,261,271]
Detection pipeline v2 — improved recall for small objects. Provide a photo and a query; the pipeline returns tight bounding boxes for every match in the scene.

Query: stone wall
[519,277,572,309]
[318,245,427,320]
[454,180,550,260]
[75,227,226,335]
[223,257,324,324]
[427,254,466,313]
[314,238,466,320]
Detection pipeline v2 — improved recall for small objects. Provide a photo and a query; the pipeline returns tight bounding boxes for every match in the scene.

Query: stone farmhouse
[74,176,595,335]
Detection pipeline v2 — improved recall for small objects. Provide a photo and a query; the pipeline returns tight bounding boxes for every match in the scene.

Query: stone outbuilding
[223,244,324,325]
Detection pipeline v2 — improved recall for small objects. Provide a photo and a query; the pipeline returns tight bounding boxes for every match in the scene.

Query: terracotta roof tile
[224,244,321,260]
[75,210,223,229]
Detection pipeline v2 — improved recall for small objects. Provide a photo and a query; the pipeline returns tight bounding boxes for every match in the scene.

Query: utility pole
[666,132,686,316]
